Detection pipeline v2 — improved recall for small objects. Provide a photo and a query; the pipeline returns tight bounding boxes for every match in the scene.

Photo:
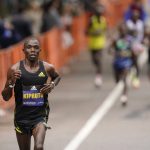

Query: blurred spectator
[67,0,84,16]
[124,0,147,22]
[61,2,74,49]
[40,0,62,33]
[11,6,32,40]
[23,1,42,35]
[61,2,73,27]
[82,0,97,13]
[0,20,21,49]
[0,0,10,17]
[0,0,28,17]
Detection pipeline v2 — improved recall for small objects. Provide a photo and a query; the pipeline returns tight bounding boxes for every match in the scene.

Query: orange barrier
[70,14,88,55]
[0,50,14,110]
[0,14,88,110]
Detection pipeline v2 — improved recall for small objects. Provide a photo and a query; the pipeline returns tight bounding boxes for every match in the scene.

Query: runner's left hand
[40,83,55,94]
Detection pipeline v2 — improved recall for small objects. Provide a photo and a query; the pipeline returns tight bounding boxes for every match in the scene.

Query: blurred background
[0,0,150,150]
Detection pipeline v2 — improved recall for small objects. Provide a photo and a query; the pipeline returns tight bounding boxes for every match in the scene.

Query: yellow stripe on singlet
[15,127,22,134]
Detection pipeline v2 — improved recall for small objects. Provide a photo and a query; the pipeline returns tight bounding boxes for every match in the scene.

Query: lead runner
[1,37,61,150]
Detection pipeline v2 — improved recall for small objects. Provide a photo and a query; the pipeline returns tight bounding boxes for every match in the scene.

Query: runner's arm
[1,64,21,101]
[40,62,61,94]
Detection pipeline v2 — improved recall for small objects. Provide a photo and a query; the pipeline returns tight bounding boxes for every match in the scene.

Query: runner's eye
[26,45,40,49]
[26,45,32,49]
[33,45,40,49]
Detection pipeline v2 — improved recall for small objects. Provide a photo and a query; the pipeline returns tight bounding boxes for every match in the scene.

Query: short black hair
[24,37,40,48]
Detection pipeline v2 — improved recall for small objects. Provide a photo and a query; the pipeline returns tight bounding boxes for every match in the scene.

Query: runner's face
[23,39,41,62]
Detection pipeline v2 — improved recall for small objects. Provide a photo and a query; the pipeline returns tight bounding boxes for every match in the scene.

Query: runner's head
[23,37,41,62]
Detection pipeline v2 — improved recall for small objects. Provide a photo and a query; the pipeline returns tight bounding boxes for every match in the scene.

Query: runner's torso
[115,37,132,58]
[14,60,49,125]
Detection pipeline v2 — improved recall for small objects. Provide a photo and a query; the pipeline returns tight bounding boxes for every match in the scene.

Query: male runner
[87,3,107,87]
[1,37,61,150]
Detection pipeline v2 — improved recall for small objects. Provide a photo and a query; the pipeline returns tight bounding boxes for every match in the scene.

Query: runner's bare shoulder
[43,61,54,72]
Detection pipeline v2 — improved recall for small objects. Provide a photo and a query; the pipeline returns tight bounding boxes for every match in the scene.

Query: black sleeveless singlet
[14,60,49,125]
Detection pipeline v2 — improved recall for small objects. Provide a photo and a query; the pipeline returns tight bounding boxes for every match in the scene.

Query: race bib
[22,85,44,106]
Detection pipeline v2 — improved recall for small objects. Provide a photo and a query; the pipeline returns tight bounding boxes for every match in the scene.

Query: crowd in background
[0,0,88,49]
[0,0,149,61]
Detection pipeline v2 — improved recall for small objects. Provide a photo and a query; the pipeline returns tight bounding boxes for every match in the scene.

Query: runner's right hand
[9,69,21,85]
